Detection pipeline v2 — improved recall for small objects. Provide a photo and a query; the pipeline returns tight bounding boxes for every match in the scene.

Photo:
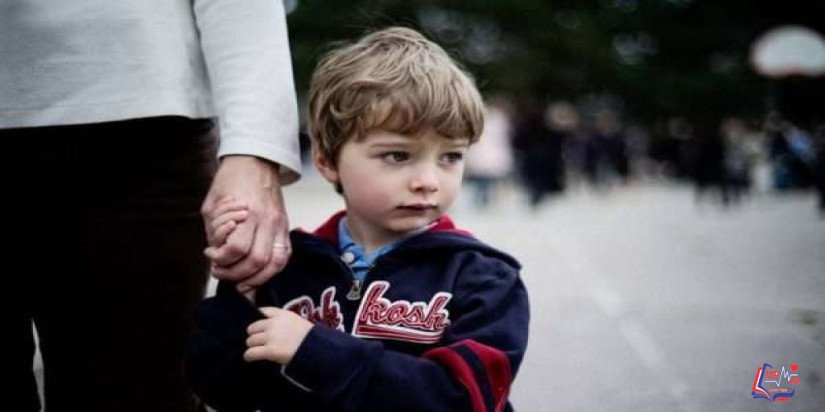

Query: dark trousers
[3,117,218,411]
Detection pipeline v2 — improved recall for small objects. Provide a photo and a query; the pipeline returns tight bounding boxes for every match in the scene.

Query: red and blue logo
[751,363,800,402]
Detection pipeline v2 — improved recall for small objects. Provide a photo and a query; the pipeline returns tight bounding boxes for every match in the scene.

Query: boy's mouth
[397,203,437,211]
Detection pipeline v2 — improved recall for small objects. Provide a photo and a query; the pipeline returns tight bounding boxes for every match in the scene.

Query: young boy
[187,27,530,411]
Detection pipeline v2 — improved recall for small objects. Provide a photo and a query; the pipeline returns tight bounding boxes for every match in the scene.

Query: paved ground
[455,182,823,412]
[36,173,825,411]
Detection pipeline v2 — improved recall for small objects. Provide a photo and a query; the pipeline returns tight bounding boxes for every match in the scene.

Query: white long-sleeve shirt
[0,0,301,182]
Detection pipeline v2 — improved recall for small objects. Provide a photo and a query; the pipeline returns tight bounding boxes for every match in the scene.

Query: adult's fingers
[235,239,291,293]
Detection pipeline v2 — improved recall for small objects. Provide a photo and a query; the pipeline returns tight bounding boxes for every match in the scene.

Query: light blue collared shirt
[337,218,398,282]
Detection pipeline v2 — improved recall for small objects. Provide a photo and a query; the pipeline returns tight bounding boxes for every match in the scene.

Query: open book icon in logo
[752,363,800,402]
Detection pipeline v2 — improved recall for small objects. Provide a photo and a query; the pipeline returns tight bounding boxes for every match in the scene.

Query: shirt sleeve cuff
[218,137,302,185]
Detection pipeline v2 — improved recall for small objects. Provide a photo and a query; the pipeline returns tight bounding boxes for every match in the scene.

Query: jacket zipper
[345,259,387,301]
[346,278,363,301]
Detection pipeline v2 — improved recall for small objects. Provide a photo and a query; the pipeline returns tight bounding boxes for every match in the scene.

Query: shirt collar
[337,217,435,269]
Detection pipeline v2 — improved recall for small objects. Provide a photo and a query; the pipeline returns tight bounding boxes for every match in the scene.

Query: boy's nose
[409,165,439,193]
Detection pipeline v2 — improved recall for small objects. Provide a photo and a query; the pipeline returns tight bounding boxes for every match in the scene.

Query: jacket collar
[311,210,474,244]
[296,211,519,269]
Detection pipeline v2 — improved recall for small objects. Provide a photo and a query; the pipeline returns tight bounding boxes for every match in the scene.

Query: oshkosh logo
[353,281,452,344]
[283,287,345,331]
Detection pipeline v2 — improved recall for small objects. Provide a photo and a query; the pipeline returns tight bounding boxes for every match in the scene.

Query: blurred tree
[286,0,825,127]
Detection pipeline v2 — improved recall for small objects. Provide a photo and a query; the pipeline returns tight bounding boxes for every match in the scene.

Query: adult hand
[245,307,313,365]
[202,155,291,293]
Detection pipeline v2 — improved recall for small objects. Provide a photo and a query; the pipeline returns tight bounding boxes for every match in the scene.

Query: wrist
[220,155,282,187]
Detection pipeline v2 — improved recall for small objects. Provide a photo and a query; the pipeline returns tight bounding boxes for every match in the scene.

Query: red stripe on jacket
[423,339,512,412]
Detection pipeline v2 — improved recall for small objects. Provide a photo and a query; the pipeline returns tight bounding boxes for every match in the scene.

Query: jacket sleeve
[185,282,285,411]
[280,254,530,412]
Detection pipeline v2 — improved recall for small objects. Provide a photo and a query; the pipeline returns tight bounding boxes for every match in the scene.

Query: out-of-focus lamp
[751,25,825,78]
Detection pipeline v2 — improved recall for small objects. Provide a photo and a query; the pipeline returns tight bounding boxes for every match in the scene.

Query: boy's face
[316,129,469,247]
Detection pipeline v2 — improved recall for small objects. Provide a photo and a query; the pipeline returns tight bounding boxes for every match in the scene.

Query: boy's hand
[244,307,313,365]
[206,196,249,246]
[205,196,258,302]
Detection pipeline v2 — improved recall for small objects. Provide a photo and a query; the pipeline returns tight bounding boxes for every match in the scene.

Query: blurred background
[285,0,825,214]
[276,1,825,410]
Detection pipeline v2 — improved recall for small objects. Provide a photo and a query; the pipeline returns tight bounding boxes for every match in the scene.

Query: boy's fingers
[208,219,261,278]
[203,195,236,223]
[208,222,255,269]
[247,319,266,334]
[211,210,248,232]
[243,346,270,362]
[259,307,279,318]
[213,199,248,217]
[244,308,279,334]
[203,197,247,245]
[215,195,236,207]
[211,221,237,245]
[204,246,219,261]
[246,332,267,348]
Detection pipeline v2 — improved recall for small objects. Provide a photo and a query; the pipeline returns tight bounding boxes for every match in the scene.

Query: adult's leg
[7,298,39,411]
[0,127,55,412]
[30,117,217,411]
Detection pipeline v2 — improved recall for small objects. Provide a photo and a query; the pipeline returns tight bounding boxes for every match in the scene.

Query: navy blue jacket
[186,213,530,411]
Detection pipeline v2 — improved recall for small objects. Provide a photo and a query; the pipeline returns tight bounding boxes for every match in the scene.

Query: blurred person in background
[1,1,300,411]
[544,102,579,194]
[585,111,630,188]
[720,117,754,204]
[646,117,691,180]
[513,101,575,207]
[465,96,515,208]
[766,114,816,191]
[814,124,825,215]
[766,115,794,190]
[785,122,817,188]
[689,117,728,205]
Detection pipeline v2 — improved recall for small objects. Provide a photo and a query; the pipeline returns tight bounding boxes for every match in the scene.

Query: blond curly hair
[308,27,485,164]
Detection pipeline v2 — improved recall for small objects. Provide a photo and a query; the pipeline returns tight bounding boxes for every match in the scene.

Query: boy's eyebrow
[367,136,471,149]
[369,144,410,150]
[446,139,471,148]
[367,140,414,148]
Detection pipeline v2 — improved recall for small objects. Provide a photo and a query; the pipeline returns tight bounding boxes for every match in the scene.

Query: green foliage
[287,0,825,126]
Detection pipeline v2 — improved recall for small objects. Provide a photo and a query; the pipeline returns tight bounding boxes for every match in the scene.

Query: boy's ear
[313,147,339,185]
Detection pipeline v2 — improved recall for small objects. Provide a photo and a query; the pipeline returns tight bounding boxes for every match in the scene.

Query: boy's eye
[441,152,464,164]
[382,151,410,163]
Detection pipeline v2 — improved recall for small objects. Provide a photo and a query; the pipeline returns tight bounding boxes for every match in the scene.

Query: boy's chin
[384,217,433,234]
